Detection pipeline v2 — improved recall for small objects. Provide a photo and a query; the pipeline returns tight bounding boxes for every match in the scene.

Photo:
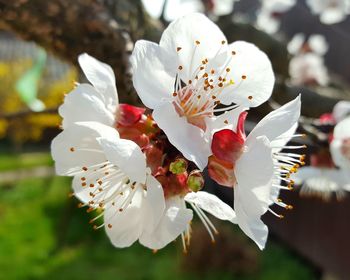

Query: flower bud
[169,158,188,174]
[117,104,145,126]
[187,170,204,192]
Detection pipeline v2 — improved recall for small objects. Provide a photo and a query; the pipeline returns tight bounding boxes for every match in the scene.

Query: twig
[0,107,58,120]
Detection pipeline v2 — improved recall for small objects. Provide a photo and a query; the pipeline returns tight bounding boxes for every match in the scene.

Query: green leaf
[15,49,47,111]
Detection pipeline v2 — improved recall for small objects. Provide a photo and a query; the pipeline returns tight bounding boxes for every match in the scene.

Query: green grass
[0,152,53,171]
[0,175,318,280]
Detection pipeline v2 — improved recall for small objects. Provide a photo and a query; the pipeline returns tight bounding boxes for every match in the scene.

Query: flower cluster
[51,13,302,251]
[287,33,329,87]
[294,101,350,200]
[256,0,296,34]
[256,0,350,35]
[306,0,350,25]
[141,0,239,21]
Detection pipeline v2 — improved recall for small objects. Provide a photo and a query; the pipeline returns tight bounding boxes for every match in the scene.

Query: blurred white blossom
[333,101,350,122]
[141,0,239,21]
[287,33,329,86]
[306,0,350,24]
[294,105,350,200]
[256,0,296,34]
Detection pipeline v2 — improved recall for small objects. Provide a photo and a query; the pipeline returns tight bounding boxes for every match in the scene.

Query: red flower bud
[117,104,146,126]
[211,111,247,163]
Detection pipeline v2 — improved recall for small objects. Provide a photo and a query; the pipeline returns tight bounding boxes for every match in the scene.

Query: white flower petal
[130,40,174,109]
[219,41,275,108]
[333,116,350,139]
[294,166,341,191]
[333,101,350,122]
[184,191,237,221]
[142,175,166,234]
[97,138,147,183]
[330,139,350,169]
[164,0,204,21]
[247,96,301,145]
[213,0,236,16]
[59,84,116,128]
[141,0,165,18]
[78,53,118,105]
[295,167,350,200]
[159,13,227,82]
[306,0,350,24]
[342,181,350,192]
[206,106,247,136]
[152,102,211,170]
[234,136,273,249]
[139,197,193,250]
[51,122,118,175]
[234,135,275,247]
[104,187,144,248]
[261,0,296,12]
[308,34,329,55]
[235,136,274,218]
[269,185,281,206]
[289,53,329,86]
[256,11,280,34]
[234,202,268,250]
[270,123,298,152]
[287,33,305,55]
[331,117,350,169]
[320,7,347,24]
[76,121,120,141]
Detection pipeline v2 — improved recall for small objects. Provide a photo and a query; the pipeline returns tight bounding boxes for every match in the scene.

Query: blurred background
[0,0,350,279]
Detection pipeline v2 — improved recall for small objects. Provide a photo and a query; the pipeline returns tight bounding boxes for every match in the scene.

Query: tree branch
[0,0,138,103]
[0,107,58,120]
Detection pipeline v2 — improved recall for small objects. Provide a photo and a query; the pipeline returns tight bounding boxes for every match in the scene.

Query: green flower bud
[187,171,204,192]
[169,158,188,174]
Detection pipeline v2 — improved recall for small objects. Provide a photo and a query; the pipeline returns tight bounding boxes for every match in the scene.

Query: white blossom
[306,0,350,24]
[131,13,274,170]
[141,0,239,21]
[294,116,350,200]
[287,34,329,86]
[51,52,241,251]
[256,0,296,34]
[210,96,302,249]
[333,101,350,122]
